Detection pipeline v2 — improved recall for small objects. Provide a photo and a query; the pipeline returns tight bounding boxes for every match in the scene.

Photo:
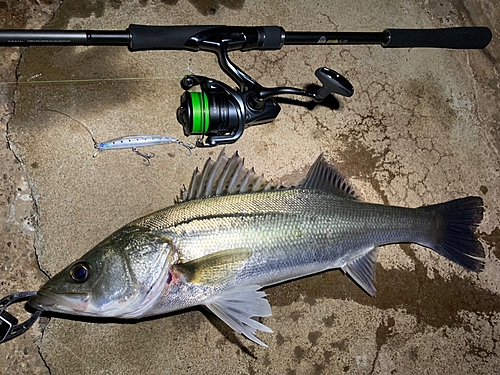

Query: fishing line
[0,76,180,86]
[44,108,195,166]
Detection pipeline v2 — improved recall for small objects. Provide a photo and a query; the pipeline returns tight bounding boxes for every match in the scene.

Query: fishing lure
[47,109,195,166]
[95,135,194,166]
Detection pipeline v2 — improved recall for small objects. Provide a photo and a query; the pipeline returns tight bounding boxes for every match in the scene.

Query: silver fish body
[30,151,484,346]
[139,189,435,312]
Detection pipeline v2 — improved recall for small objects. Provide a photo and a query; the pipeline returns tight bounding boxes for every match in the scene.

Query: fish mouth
[29,290,90,314]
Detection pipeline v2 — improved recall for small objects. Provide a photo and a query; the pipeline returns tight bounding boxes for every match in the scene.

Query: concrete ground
[1,0,499,374]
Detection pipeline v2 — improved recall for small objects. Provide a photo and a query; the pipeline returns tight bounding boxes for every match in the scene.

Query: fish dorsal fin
[176,149,287,203]
[205,285,273,347]
[172,248,251,285]
[342,247,379,296]
[298,154,358,199]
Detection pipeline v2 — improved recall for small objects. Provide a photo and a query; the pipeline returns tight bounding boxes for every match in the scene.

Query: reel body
[175,28,354,147]
[177,76,281,147]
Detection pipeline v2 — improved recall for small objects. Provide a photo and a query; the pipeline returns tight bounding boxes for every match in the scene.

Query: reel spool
[177,79,243,146]
[177,67,354,147]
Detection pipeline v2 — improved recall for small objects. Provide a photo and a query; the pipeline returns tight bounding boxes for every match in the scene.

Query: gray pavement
[1,0,499,374]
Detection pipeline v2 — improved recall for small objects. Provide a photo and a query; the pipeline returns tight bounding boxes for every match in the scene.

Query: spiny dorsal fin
[342,247,379,296]
[298,154,358,199]
[176,149,287,203]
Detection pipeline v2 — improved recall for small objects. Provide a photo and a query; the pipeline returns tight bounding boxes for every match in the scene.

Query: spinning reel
[0,24,492,147]
[174,27,354,147]
[176,61,353,147]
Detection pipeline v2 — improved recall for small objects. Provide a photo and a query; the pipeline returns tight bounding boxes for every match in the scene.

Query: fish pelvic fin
[419,196,484,272]
[173,250,272,346]
[298,154,359,199]
[176,149,288,203]
[205,285,273,347]
[342,247,379,297]
[172,248,252,285]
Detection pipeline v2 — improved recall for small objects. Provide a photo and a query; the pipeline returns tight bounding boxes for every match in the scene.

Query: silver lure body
[96,135,181,151]
[95,135,194,165]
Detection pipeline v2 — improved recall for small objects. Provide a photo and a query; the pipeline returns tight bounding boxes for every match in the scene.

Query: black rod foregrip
[128,24,222,51]
[384,27,492,49]
[128,24,285,51]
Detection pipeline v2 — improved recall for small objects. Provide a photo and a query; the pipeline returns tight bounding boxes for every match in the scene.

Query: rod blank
[0,26,492,50]
[0,30,130,46]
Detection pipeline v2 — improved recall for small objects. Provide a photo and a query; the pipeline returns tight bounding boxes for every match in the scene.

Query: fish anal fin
[298,154,358,199]
[342,247,379,296]
[205,285,273,347]
[172,248,251,285]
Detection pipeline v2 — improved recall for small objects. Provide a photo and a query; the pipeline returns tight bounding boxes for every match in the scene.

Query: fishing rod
[0,25,492,147]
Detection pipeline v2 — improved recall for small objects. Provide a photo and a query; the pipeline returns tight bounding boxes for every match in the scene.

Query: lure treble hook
[0,291,42,344]
[132,147,155,166]
[177,140,195,156]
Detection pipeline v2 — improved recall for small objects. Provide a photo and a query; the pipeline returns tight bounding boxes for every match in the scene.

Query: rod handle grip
[129,24,221,51]
[384,27,492,49]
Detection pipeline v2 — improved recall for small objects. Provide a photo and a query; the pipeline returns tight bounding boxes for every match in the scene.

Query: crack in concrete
[37,339,52,375]
[9,60,53,375]
[3,3,64,374]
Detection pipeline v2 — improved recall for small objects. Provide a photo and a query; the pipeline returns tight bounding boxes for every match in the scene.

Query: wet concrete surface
[1,0,499,374]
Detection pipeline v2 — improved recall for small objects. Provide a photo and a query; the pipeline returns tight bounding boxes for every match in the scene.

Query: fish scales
[29,151,485,346]
[133,189,436,289]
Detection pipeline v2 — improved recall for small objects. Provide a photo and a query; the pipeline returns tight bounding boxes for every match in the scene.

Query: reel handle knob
[315,68,354,100]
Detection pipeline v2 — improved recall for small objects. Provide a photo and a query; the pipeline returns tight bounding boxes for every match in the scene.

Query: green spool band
[190,92,209,134]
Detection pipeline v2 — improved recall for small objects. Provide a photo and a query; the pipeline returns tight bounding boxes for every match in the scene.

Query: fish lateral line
[21,151,486,348]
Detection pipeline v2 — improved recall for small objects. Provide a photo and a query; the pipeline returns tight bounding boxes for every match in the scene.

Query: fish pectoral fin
[205,285,273,347]
[342,247,379,297]
[172,248,252,285]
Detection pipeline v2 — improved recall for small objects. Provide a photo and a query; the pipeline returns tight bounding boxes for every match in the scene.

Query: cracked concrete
[0,2,59,374]
[1,0,499,374]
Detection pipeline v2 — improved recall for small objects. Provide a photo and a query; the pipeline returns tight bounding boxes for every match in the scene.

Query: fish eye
[69,262,91,283]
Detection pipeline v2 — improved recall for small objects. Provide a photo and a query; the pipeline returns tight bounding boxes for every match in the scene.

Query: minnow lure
[47,109,194,166]
[95,135,194,165]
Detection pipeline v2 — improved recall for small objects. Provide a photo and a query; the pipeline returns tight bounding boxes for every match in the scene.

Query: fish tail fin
[420,196,484,272]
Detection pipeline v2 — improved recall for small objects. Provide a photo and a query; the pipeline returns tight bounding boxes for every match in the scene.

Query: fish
[29,150,485,346]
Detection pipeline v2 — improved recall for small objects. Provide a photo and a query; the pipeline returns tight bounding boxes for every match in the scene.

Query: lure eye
[69,262,91,283]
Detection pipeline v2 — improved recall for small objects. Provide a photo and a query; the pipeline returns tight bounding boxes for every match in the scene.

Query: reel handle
[315,68,354,100]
